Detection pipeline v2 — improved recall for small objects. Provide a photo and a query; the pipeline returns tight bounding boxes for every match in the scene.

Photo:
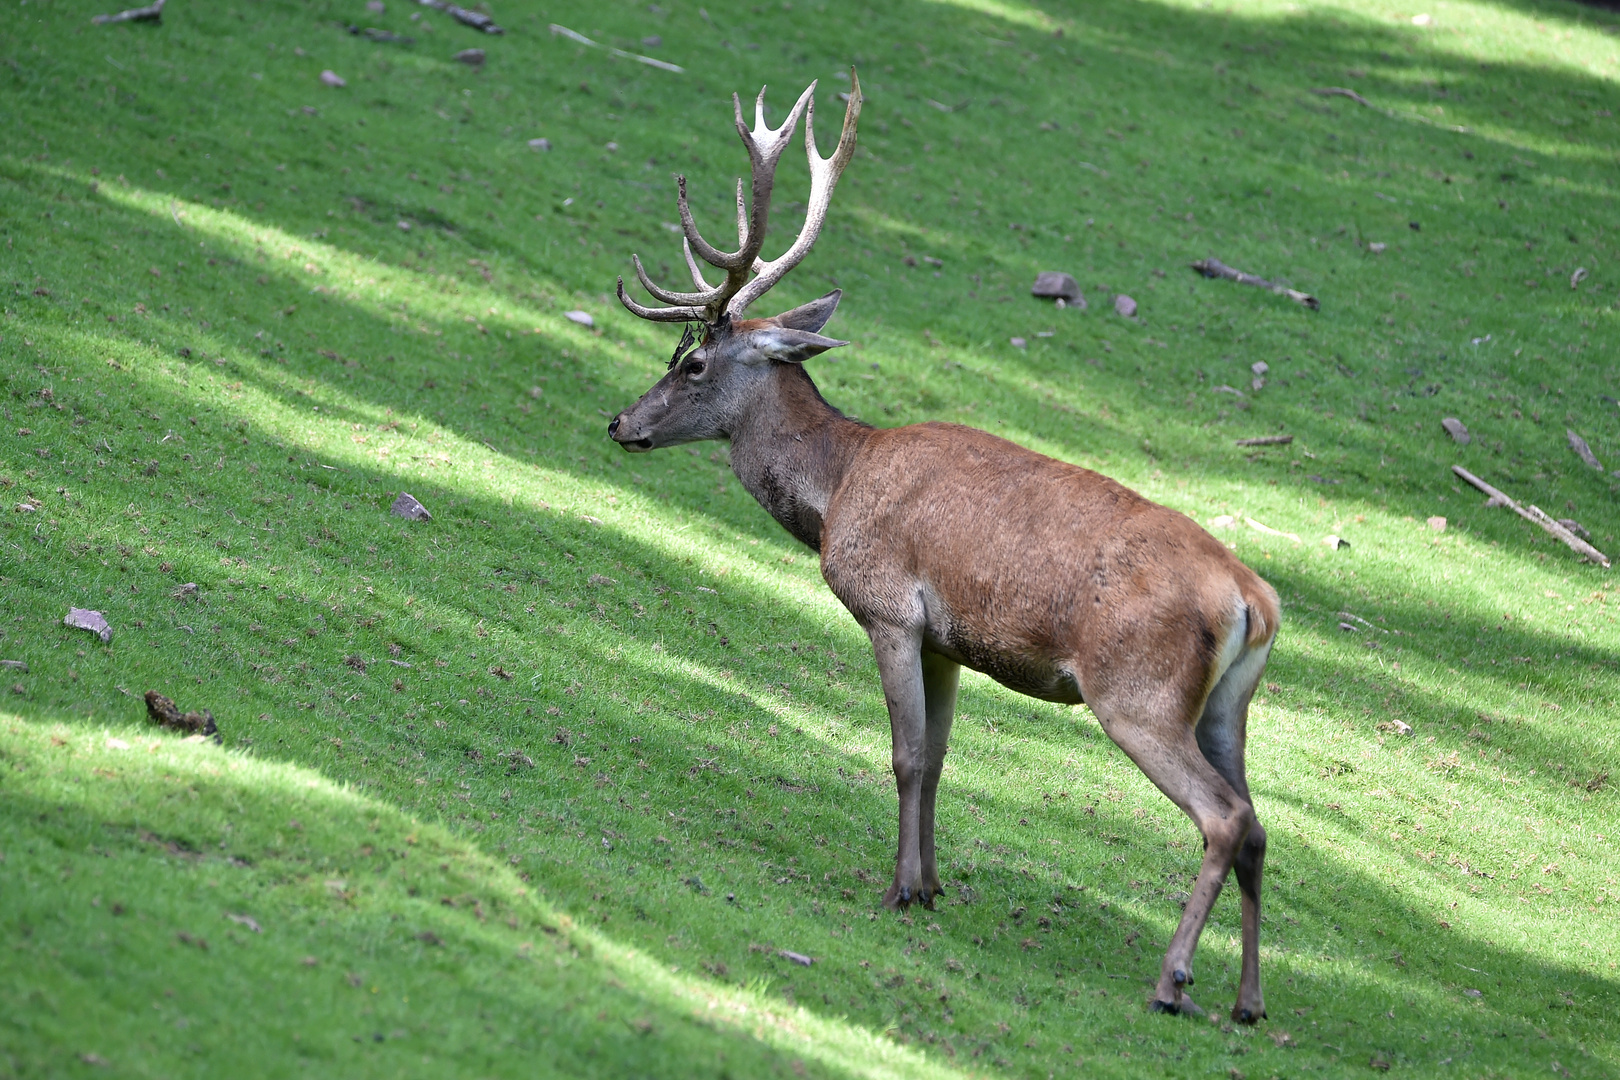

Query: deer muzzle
[607,413,655,452]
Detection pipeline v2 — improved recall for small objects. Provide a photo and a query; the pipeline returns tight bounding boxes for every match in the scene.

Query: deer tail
[1242,578,1282,649]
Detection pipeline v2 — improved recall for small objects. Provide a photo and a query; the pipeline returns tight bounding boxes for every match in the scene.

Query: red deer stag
[606,73,1280,1023]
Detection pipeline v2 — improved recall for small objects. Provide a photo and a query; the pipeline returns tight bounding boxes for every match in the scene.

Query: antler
[616,71,864,324]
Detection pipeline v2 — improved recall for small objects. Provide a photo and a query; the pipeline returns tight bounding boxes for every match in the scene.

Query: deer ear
[744,326,849,364]
[767,289,842,333]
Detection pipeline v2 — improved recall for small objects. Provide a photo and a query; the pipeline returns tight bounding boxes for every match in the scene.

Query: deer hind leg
[1095,703,1255,1018]
[866,622,929,910]
[917,651,960,907]
[1196,640,1272,1024]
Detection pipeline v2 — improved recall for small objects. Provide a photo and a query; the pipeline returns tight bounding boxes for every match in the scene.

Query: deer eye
[684,360,706,377]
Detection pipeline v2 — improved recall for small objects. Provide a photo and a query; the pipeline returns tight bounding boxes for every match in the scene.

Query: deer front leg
[917,651,960,907]
[866,622,928,910]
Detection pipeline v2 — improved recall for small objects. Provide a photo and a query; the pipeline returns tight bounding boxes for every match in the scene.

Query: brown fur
[612,344,1280,1023]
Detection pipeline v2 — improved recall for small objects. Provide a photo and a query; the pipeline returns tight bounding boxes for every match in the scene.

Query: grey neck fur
[725,363,866,551]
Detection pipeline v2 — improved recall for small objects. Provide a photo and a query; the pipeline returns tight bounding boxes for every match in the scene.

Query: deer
[605,73,1280,1024]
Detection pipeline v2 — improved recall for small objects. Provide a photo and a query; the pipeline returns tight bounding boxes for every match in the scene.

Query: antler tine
[615,276,706,323]
[681,237,715,292]
[728,72,862,316]
[675,173,737,271]
[631,254,718,307]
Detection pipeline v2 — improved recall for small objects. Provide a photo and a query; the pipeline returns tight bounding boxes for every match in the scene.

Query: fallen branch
[1235,434,1294,447]
[1452,465,1610,568]
[550,23,684,72]
[1312,86,1372,108]
[92,0,164,24]
[1567,429,1604,471]
[348,25,416,44]
[419,0,503,35]
[1245,516,1301,543]
[1191,257,1319,311]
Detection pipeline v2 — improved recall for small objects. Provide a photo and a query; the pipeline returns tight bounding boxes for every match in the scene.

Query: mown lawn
[1,0,1618,1076]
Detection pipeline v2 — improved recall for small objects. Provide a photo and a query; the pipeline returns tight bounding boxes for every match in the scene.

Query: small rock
[642,34,662,47]
[1427,516,1447,532]
[1250,361,1269,376]
[1322,534,1349,550]
[1387,719,1414,736]
[1441,417,1470,444]
[1367,241,1387,253]
[454,48,485,66]
[320,70,347,88]
[170,582,199,600]
[563,310,595,328]
[527,137,552,152]
[391,492,433,521]
[366,0,385,11]
[1009,337,1027,348]
[1208,515,1235,530]
[397,220,412,231]
[65,608,112,643]
[1113,294,1137,318]
[778,949,813,966]
[1031,271,1084,305]
[1463,988,1482,998]
[0,660,27,673]
[106,738,131,750]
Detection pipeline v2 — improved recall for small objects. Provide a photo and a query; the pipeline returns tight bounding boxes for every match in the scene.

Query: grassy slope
[2,0,1618,1076]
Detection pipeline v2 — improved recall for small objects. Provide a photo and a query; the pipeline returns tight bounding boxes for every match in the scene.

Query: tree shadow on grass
[5,337,1615,1072]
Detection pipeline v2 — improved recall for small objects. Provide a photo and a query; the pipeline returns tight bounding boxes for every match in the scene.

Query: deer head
[608,74,863,452]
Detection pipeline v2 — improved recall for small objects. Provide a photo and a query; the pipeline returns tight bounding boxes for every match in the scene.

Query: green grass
[2,0,1618,1076]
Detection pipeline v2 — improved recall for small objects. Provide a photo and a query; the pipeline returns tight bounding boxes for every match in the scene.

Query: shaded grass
[1,0,1619,1076]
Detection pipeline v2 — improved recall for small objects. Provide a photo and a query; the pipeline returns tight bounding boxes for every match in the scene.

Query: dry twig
[92,0,164,24]
[419,0,503,35]
[1452,465,1610,568]
[1191,258,1319,311]
[1312,86,1372,108]
[1567,429,1604,471]
[1235,435,1294,447]
[550,23,683,72]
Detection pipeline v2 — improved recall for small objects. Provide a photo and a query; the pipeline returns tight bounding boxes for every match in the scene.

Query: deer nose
[607,416,621,438]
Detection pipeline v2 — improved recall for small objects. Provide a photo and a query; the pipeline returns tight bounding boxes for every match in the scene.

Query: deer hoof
[1149,995,1204,1018]
[1173,968,1193,988]
[881,884,913,910]
[1231,1005,1267,1025]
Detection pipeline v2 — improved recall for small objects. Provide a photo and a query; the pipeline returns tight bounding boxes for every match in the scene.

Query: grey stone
[1114,294,1137,318]
[564,310,595,328]
[320,70,347,88]
[64,608,112,643]
[1031,271,1083,305]
[527,137,552,152]
[454,48,486,66]
[391,492,433,521]
[1441,417,1470,444]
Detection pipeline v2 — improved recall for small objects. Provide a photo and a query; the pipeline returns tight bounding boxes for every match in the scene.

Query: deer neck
[726,363,866,552]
